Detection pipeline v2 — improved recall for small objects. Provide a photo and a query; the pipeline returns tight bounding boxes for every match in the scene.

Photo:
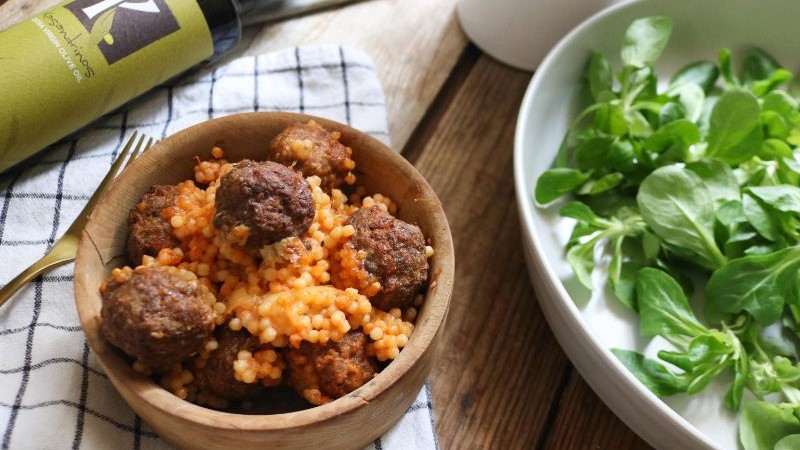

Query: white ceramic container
[514,0,800,448]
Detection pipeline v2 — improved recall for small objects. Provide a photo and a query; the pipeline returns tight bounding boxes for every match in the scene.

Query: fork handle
[0,253,73,308]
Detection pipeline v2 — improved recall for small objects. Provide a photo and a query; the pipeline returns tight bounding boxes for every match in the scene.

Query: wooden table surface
[1,1,655,448]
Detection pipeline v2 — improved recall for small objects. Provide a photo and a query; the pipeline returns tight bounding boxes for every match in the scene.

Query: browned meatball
[347,206,428,311]
[268,121,355,192]
[214,160,314,252]
[127,185,180,265]
[100,267,214,369]
[195,327,266,400]
[286,331,377,405]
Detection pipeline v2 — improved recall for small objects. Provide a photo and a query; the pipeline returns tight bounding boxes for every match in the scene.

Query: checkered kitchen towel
[0,45,439,450]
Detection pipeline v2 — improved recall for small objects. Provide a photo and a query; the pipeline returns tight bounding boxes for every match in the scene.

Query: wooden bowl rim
[73,112,455,431]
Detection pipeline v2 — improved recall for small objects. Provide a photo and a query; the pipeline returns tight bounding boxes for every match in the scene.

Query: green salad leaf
[636,165,726,270]
[534,14,800,448]
[706,89,761,163]
[705,246,800,326]
[621,16,672,68]
[670,60,719,94]
[776,435,800,450]
[535,168,589,204]
[612,348,687,396]
[740,401,800,450]
[636,268,705,340]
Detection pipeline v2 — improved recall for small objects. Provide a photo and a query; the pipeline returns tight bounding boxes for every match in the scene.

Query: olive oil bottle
[0,0,246,172]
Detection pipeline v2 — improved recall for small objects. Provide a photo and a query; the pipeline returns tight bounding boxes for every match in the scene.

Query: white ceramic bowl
[513,0,800,448]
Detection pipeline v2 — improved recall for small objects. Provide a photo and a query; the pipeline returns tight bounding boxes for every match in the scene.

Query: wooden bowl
[73,112,454,450]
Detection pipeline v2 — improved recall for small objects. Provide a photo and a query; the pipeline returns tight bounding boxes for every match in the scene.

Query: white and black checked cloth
[0,45,439,450]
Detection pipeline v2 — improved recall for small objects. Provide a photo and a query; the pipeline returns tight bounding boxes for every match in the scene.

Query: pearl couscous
[99,121,433,409]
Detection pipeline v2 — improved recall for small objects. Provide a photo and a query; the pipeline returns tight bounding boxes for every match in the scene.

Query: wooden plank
[544,370,654,450]
[402,43,481,162]
[0,0,468,150]
[0,0,48,28]
[409,54,573,449]
[241,0,467,149]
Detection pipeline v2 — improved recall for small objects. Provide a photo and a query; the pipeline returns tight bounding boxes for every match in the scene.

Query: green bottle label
[0,0,214,171]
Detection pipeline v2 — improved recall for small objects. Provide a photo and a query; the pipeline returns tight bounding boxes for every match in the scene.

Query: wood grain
[410,54,654,449]
[409,55,572,449]
[0,0,48,28]
[0,0,468,150]
[543,370,654,450]
[241,0,468,149]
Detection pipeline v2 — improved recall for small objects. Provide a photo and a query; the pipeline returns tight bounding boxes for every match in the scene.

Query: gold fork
[0,133,154,308]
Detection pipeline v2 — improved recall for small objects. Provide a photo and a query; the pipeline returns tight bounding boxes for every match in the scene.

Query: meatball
[100,267,214,369]
[195,327,266,400]
[127,185,180,265]
[347,206,428,311]
[214,160,314,252]
[286,331,377,405]
[268,121,355,192]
